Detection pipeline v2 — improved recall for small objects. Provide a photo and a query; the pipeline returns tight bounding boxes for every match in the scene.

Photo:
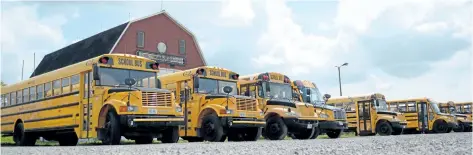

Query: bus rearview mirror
[93,64,100,81]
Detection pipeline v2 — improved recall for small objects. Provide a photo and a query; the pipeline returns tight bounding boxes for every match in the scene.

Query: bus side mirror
[323,94,331,101]
[93,64,100,80]
[193,75,199,88]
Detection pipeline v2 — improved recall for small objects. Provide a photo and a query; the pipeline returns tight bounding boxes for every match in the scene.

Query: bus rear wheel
[13,122,37,146]
[264,117,288,140]
[376,122,393,136]
[161,127,179,143]
[101,110,121,145]
[200,114,224,142]
[326,129,342,138]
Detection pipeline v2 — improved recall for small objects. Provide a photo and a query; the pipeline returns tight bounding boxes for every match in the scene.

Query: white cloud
[326,50,472,102]
[414,22,449,33]
[253,0,339,76]
[1,4,68,83]
[218,0,255,27]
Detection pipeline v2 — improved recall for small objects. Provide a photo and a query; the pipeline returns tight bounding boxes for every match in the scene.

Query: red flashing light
[196,68,205,75]
[284,78,289,83]
[262,75,269,81]
[151,63,159,70]
[295,81,303,86]
[232,74,239,80]
[100,57,109,64]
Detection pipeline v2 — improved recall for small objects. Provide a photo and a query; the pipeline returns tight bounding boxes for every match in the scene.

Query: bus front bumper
[220,117,266,128]
[391,121,408,129]
[283,118,318,130]
[121,115,185,128]
[319,121,348,130]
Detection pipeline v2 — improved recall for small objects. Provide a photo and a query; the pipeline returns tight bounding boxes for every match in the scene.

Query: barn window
[179,39,186,55]
[137,31,145,48]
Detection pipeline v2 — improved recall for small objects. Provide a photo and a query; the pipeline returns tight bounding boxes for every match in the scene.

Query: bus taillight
[231,74,239,80]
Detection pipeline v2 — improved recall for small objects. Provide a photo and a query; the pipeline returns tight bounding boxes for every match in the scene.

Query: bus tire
[161,127,179,143]
[101,110,121,145]
[58,133,78,146]
[433,120,448,133]
[292,127,315,139]
[264,117,288,140]
[310,127,320,139]
[453,122,464,132]
[326,129,343,138]
[376,122,393,136]
[13,122,36,146]
[200,114,224,142]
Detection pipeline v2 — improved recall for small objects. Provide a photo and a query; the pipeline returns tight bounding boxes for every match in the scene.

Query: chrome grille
[236,98,257,111]
[142,92,172,107]
[334,110,346,119]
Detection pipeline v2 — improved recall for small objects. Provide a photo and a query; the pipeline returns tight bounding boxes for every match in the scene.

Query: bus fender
[97,104,116,129]
[196,106,220,128]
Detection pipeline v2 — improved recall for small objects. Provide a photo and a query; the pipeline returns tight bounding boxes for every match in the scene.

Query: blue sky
[1,0,472,102]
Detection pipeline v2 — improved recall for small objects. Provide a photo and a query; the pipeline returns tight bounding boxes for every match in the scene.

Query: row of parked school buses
[1,54,471,146]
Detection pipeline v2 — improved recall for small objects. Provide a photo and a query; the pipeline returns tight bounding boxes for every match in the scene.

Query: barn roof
[31,22,129,77]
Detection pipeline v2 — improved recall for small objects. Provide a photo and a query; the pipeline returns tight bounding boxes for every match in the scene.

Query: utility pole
[335,62,348,96]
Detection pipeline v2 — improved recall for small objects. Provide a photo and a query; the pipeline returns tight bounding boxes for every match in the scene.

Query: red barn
[32,11,206,77]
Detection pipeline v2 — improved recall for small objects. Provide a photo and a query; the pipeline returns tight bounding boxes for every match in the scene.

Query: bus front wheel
[101,110,121,145]
[326,129,343,138]
[309,127,320,139]
[264,117,288,140]
[453,122,464,132]
[200,114,224,142]
[376,122,393,136]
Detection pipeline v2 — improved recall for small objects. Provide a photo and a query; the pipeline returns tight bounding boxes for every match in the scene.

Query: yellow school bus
[439,101,472,132]
[1,54,184,146]
[387,98,457,134]
[239,72,318,140]
[454,102,472,120]
[292,80,347,139]
[326,93,407,136]
[158,66,266,142]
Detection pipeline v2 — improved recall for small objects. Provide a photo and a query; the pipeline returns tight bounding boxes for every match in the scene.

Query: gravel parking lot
[2,132,471,155]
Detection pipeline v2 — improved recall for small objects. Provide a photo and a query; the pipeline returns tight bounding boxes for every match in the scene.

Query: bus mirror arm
[93,64,100,81]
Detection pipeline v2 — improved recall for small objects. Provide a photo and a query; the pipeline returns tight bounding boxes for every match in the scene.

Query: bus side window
[53,79,61,96]
[30,86,36,101]
[71,75,80,92]
[45,82,52,98]
[23,88,29,103]
[62,77,71,94]
[1,94,5,107]
[11,92,16,105]
[17,90,22,104]
[407,102,416,112]
[37,84,44,100]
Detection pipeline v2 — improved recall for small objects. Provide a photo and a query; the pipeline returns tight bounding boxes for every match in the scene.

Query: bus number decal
[209,70,226,78]
[118,58,142,67]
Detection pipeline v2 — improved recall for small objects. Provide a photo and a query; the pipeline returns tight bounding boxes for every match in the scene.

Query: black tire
[161,127,179,143]
[309,127,320,139]
[292,127,315,139]
[13,122,36,146]
[135,136,153,144]
[453,122,464,132]
[376,122,393,136]
[264,117,288,140]
[200,114,224,142]
[101,110,121,145]
[58,133,78,146]
[183,137,204,142]
[433,120,449,133]
[326,129,342,138]
[219,134,227,142]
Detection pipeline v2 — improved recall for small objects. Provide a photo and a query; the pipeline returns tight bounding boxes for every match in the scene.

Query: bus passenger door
[417,102,428,133]
[357,100,372,135]
[80,72,93,138]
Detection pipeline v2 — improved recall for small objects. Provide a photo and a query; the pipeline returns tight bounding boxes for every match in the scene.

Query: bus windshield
[301,87,324,105]
[196,78,237,95]
[429,100,442,114]
[264,82,292,100]
[374,99,389,112]
[98,67,157,88]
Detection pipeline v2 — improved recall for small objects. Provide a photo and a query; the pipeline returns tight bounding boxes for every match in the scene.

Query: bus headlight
[320,113,329,118]
[175,107,182,113]
[219,109,234,114]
